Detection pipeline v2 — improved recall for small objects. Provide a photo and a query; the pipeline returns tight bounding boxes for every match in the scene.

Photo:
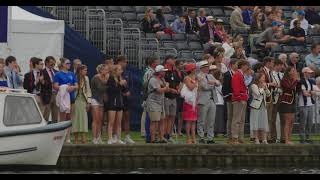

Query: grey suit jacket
[197,72,218,105]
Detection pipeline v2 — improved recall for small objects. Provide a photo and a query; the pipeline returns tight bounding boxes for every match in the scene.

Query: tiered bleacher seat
[110,12,123,19]
[176,42,189,51]
[172,33,186,41]
[108,6,121,12]
[193,51,204,61]
[187,34,200,42]
[135,6,146,14]
[137,13,145,21]
[159,33,172,41]
[179,51,194,59]
[124,13,137,21]
[162,41,176,49]
[189,42,203,51]
[121,6,135,13]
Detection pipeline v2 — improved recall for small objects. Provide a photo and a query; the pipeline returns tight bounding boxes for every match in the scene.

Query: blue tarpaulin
[19,6,144,131]
[0,6,8,43]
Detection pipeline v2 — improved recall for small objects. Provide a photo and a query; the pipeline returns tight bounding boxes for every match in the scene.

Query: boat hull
[0,121,71,165]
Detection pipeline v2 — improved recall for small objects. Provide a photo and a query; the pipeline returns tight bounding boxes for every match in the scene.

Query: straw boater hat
[206,16,214,22]
[198,60,209,69]
[302,67,314,74]
[214,18,224,24]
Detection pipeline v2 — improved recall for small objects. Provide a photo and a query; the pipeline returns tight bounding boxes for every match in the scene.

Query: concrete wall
[57,144,320,169]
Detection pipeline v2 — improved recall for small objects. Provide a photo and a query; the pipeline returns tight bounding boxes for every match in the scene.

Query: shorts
[164,98,177,116]
[148,111,165,122]
[91,98,103,107]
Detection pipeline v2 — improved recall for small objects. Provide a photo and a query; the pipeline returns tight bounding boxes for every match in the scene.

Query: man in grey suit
[197,61,219,144]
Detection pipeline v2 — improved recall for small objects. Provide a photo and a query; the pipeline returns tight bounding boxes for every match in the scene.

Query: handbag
[280,92,294,104]
[249,98,263,109]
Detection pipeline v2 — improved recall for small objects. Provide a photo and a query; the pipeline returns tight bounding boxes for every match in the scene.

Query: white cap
[155,65,168,73]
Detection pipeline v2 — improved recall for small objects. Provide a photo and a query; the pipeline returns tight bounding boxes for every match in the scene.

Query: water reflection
[1,168,320,174]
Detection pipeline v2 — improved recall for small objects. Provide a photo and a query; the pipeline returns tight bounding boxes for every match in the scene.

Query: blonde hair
[144,7,153,22]
[111,64,122,85]
[96,64,107,74]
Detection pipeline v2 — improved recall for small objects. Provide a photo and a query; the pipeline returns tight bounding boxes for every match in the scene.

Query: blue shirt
[172,18,186,33]
[305,53,320,69]
[0,80,8,87]
[242,9,253,25]
[54,71,78,102]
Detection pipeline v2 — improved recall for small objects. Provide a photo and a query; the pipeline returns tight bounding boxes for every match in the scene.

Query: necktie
[49,69,54,81]
[11,71,15,89]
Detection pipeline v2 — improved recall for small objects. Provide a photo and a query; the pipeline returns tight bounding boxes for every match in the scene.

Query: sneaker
[65,139,71,144]
[168,137,176,144]
[159,139,168,144]
[98,137,105,144]
[305,139,313,144]
[238,139,245,144]
[262,140,268,144]
[207,140,215,144]
[255,139,260,144]
[112,135,117,144]
[125,135,135,144]
[107,139,114,145]
[116,139,126,145]
[92,138,99,145]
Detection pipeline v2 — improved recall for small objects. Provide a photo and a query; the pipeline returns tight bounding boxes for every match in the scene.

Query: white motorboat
[0,88,71,165]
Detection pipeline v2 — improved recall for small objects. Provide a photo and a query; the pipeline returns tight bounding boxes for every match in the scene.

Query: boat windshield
[3,96,42,126]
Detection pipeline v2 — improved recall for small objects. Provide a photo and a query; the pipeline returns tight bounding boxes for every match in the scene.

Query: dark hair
[115,55,127,64]
[147,55,159,66]
[229,58,238,65]
[5,56,16,66]
[59,57,70,69]
[263,56,274,65]
[30,57,42,68]
[188,8,196,14]
[45,56,55,66]
[283,66,295,79]
[212,69,222,82]
[175,59,183,67]
[253,62,264,72]
[293,19,299,27]
[156,9,165,23]
[274,59,284,66]
[237,60,249,69]
[213,47,225,58]
[76,64,88,93]
[311,43,320,51]
[164,55,176,64]
[252,73,265,86]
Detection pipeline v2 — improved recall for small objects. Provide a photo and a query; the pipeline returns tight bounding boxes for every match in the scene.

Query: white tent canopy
[0,6,64,74]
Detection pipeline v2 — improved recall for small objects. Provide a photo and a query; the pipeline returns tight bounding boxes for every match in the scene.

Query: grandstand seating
[38,6,319,67]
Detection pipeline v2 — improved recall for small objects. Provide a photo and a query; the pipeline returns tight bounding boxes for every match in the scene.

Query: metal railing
[86,9,107,54]
[140,38,160,68]
[123,28,142,69]
[105,18,124,60]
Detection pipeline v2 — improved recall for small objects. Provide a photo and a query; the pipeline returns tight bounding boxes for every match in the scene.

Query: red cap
[185,63,196,73]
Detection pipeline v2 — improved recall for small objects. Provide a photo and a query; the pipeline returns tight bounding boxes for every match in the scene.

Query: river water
[1,168,320,174]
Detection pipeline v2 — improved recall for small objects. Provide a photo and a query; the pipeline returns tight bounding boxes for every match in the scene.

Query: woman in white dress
[249,73,271,144]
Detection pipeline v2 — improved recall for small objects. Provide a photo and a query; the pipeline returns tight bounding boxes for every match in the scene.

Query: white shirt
[220,63,228,74]
[32,69,40,95]
[222,43,235,59]
[271,71,283,104]
[215,84,224,105]
[290,18,309,35]
[299,79,314,107]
